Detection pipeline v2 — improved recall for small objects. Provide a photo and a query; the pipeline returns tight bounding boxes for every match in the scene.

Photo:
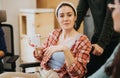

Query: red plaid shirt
[34,29,91,78]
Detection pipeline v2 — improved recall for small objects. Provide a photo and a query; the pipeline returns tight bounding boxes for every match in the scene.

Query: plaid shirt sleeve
[66,35,91,77]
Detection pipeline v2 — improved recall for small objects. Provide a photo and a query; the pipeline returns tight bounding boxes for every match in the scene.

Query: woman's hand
[34,47,41,57]
[92,44,104,56]
[44,45,64,57]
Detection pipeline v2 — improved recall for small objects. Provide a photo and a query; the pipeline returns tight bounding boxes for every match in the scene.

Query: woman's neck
[61,29,78,40]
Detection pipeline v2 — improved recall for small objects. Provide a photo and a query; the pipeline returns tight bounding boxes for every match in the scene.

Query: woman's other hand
[44,45,65,58]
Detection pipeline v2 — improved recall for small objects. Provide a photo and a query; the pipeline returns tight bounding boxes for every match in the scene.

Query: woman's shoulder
[52,28,62,33]
[47,28,62,40]
[49,28,62,36]
[77,33,89,41]
[76,33,91,45]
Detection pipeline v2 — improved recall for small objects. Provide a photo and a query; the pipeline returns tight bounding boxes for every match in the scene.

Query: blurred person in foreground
[76,0,120,76]
[88,0,120,78]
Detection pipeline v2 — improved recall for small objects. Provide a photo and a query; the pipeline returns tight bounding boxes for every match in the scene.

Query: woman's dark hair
[56,3,76,17]
[105,45,120,78]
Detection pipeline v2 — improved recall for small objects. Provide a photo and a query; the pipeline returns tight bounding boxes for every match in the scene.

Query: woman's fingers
[34,48,41,56]
[44,47,53,57]
[108,0,120,9]
[115,0,120,5]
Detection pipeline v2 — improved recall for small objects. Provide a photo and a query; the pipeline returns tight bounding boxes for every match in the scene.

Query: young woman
[33,1,91,78]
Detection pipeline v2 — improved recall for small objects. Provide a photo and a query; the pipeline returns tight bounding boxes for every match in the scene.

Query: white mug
[28,34,41,48]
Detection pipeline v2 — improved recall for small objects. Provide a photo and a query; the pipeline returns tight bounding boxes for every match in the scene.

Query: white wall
[0,2,2,9]
[0,0,36,71]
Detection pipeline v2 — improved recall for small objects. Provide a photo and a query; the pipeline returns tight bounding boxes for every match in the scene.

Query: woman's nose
[63,16,68,20]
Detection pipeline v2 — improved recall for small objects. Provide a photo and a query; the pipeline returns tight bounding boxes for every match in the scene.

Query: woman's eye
[60,15,64,17]
[59,13,73,18]
[68,14,72,17]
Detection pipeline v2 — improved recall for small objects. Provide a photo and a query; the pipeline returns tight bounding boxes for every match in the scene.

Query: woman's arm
[65,35,91,77]
[63,46,75,67]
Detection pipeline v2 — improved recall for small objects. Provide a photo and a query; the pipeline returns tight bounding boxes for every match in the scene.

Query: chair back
[0,10,19,72]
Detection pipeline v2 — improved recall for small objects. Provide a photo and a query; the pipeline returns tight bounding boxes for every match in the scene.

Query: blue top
[48,34,82,70]
[48,51,65,69]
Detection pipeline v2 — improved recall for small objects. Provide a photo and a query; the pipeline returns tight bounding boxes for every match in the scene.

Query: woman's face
[57,5,76,30]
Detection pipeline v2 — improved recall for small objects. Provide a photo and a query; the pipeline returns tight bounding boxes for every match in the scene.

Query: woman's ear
[75,15,77,21]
